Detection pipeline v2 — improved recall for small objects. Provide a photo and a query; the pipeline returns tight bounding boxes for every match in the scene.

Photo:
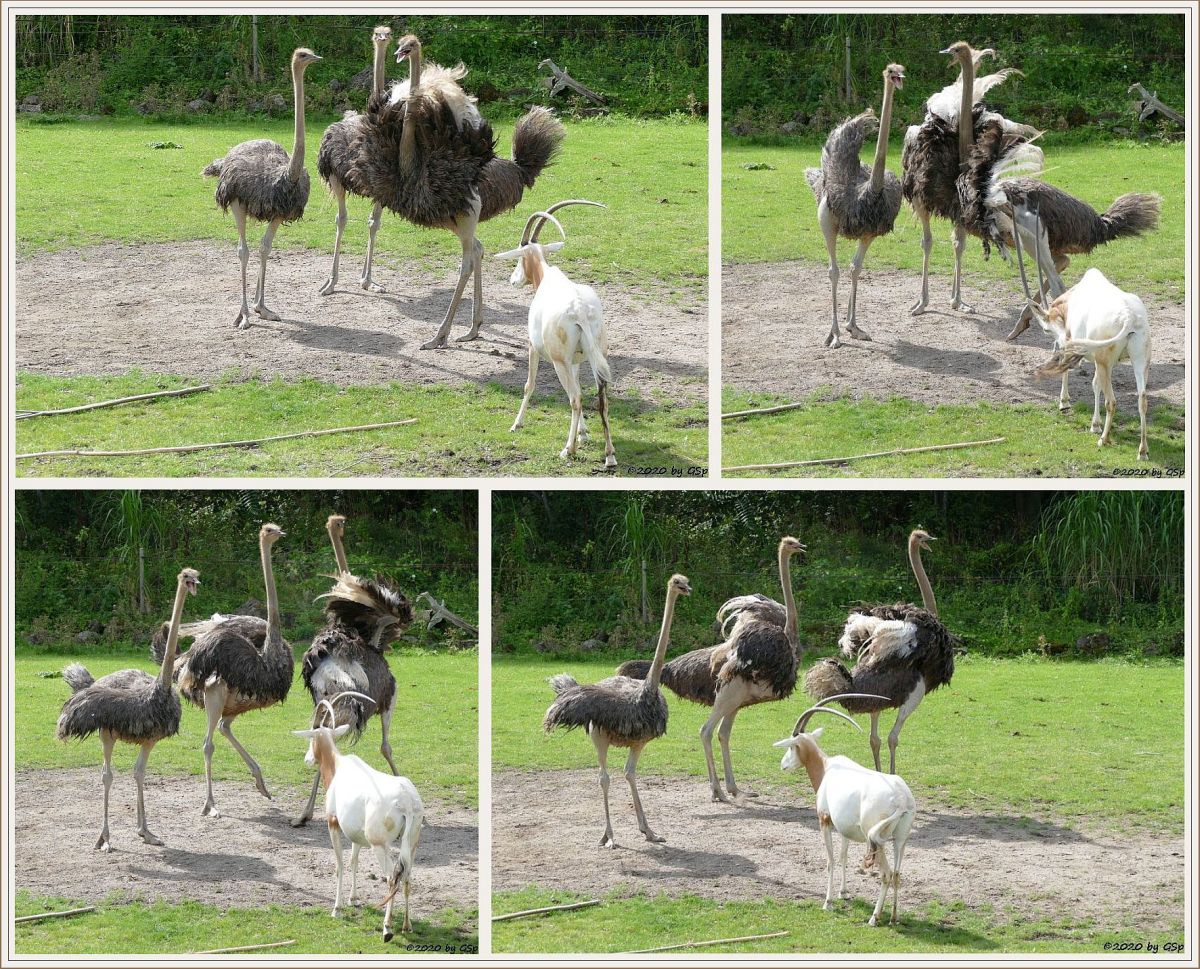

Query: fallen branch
[16,385,211,420]
[15,906,96,924]
[416,592,479,637]
[492,899,601,922]
[724,437,1006,473]
[194,940,297,955]
[623,930,789,954]
[16,419,417,460]
[1127,82,1185,126]
[722,401,808,420]
[538,58,606,105]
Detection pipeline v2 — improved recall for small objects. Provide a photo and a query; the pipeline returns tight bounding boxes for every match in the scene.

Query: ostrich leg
[510,346,541,431]
[318,181,349,296]
[910,209,933,315]
[95,729,116,852]
[232,202,252,329]
[718,707,757,799]
[379,691,399,775]
[361,202,387,293]
[700,684,744,802]
[421,205,481,350]
[887,680,925,774]
[624,744,665,843]
[133,740,163,846]
[949,224,976,313]
[455,237,486,342]
[252,218,284,321]
[200,685,226,817]
[818,199,844,348]
[591,732,615,848]
[868,710,883,772]
[219,716,272,799]
[845,237,874,341]
[292,771,321,827]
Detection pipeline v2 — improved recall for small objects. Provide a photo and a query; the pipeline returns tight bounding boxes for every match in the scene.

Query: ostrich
[347,34,566,349]
[545,574,692,848]
[805,529,956,774]
[171,524,294,817]
[901,42,1035,316]
[292,514,414,827]
[57,568,199,851]
[617,537,806,803]
[202,48,322,328]
[807,64,906,348]
[316,26,393,297]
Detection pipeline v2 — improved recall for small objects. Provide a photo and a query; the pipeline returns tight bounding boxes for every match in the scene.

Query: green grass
[492,887,1183,954]
[721,389,1185,478]
[723,137,1184,301]
[493,654,1184,833]
[15,649,478,806]
[15,372,707,477]
[16,115,707,292]
[14,890,478,955]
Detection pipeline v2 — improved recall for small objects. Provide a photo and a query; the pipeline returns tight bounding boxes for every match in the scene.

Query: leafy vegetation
[492,491,1184,661]
[723,13,1183,140]
[15,14,707,118]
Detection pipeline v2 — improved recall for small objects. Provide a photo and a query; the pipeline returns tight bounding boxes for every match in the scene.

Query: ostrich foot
[360,278,386,294]
[730,786,759,800]
[909,297,929,316]
[252,775,273,800]
[253,303,281,322]
[823,331,842,349]
[201,799,221,818]
[290,814,311,828]
[95,830,112,852]
[233,308,251,330]
[845,323,872,342]
[454,330,482,343]
[1006,309,1033,342]
[137,827,164,847]
[420,336,449,351]
[317,278,337,296]
[642,829,666,843]
[598,828,616,849]
[951,297,976,314]
[710,785,732,804]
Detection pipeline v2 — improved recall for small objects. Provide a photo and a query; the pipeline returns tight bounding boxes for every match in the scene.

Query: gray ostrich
[805,529,956,774]
[807,64,905,348]
[292,513,414,827]
[169,524,294,817]
[618,537,806,803]
[202,48,322,328]
[545,574,692,848]
[317,26,393,296]
[57,568,199,851]
[347,34,566,349]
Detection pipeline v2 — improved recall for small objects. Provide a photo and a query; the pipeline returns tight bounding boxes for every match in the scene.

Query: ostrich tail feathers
[1099,193,1161,242]
[510,106,565,187]
[62,663,94,693]
[548,673,578,696]
[150,622,171,664]
[803,657,853,701]
[615,659,650,680]
[804,167,824,201]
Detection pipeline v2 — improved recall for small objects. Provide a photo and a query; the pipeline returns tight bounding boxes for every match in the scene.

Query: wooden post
[138,546,148,613]
[844,36,852,102]
[251,15,260,81]
[640,559,649,623]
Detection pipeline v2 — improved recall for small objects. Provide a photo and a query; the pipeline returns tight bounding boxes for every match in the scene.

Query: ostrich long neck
[158,577,189,687]
[261,535,282,645]
[372,43,388,95]
[869,79,895,194]
[909,537,939,616]
[644,590,679,692]
[957,53,975,164]
[328,526,349,575]
[288,62,307,182]
[779,548,799,652]
[399,45,421,170]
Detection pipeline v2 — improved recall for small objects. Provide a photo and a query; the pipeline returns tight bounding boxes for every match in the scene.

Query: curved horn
[791,693,891,735]
[1032,201,1046,308]
[519,211,566,248]
[791,705,862,736]
[530,199,606,243]
[315,698,337,728]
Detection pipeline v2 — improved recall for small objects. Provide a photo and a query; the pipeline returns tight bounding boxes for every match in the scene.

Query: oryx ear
[772,735,800,748]
[292,729,316,738]
[493,247,525,260]
[333,723,352,739]
[811,726,825,739]
[544,241,565,252]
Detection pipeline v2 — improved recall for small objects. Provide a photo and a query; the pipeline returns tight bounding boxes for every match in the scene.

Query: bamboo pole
[721,401,809,420]
[195,940,297,955]
[15,385,211,420]
[15,906,96,924]
[624,930,789,954]
[492,899,601,922]
[17,419,418,461]
[724,437,1006,473]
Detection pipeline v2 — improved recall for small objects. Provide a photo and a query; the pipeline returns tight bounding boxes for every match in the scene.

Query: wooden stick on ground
[416,592,480,637]
[194,940,298,955]
[724,437,1006,473]
[623,930,789,954]
[16,385,211,420]
[721,401,809,420]
[14,906,96,924]
[492,899,601,922]
[16,419,417,461]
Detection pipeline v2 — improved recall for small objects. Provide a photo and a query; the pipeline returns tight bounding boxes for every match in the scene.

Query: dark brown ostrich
[805,529,956,774]
[316,26,393,296]
[806,65,905,348]
[618,537,806,803]
[347,34,565,348]
[292,513,413,827]
[202,49,321,328]
[57,568,199,851]
[544,574,692,848]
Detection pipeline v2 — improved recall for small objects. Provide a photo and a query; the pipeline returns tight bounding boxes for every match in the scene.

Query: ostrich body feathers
[543,673,668,746]
[206,139,310,223]
[57,665,181,744]
[808,110,902,239]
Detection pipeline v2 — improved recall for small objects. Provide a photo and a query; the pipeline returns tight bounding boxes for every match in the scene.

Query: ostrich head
[496,200,607,286]
[260,522,286,545]
[883,63,905,91]
[779,536,806,558]
[394,34,421,64]
[372,25,393,49]
[939,41,974,67]
[327,514,346,537]
[291,48,322,72]
[179,568,200,597]
[910,528,936,549]
[668,573,693,598]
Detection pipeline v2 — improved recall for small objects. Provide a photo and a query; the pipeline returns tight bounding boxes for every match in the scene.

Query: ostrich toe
[598,827,616,849]
[95,832,112,852]
[420,336,449,351]
[317,278,338,296]
[202,799,221,819]
[233,309,251,330]
[846,323,872,341]
[909,298,929,316]
[360,279,386,294]
[824,331,842,349]
[951,297,976,314]
[138,827,164,847]
[454,330,482,343]
[253,304,281,322]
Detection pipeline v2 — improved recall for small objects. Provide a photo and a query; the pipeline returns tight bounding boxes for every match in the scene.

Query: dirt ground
[15,768,477,920]
[14,242,707,403]
[493,769,1183,933]
[722,261,1186,410]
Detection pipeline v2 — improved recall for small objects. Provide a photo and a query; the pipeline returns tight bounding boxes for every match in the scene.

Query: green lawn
[721,390,1186,478]
[15,891,477,956]
[15,372,706,478]
[493,887,1181,955]
[16,648,478,805]
[493,654,1184,832]
[723,137,1184,300]
[16,115,707,293]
